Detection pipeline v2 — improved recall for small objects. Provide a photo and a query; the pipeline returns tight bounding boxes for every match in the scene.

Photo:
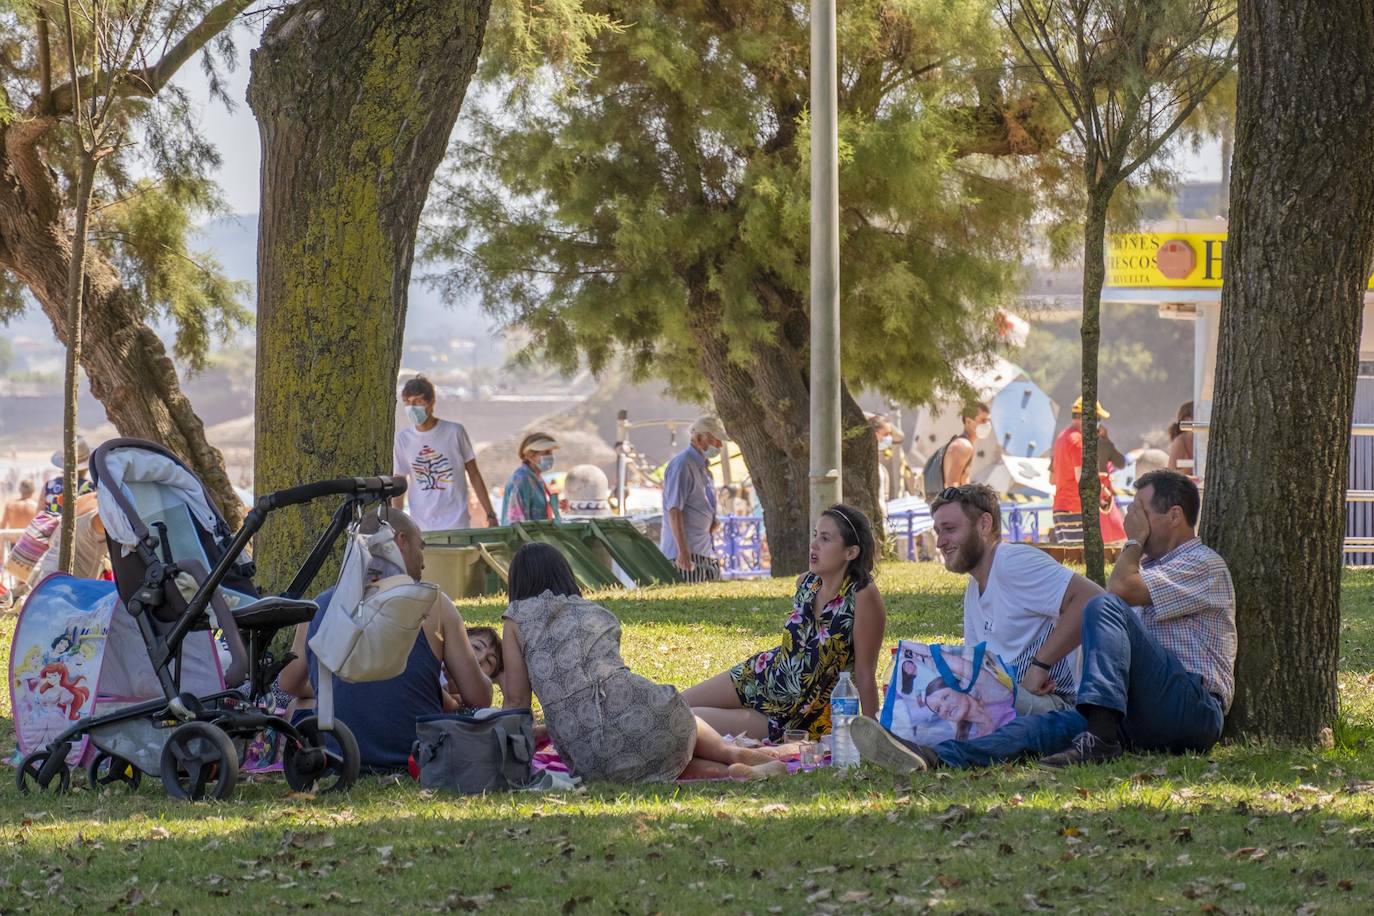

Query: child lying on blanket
[444,626,506,712]
[500,543,789,782]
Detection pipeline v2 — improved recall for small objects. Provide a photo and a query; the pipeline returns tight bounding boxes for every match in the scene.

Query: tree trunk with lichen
[247,0,491,592]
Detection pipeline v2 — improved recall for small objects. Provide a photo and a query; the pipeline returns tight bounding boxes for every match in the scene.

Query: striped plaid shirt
[1137,538,1238,710]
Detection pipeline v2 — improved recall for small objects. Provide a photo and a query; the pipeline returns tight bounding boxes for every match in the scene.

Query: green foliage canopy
[0,0,251,369]
[428,0,1064,408]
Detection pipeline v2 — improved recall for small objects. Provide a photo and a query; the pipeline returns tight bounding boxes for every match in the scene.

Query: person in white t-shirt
[929,483,1102,715]
[392,376,499,532]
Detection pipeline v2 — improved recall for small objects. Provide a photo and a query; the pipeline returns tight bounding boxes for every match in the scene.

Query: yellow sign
[1108,231,1374,289]
[1106,233,1227,288]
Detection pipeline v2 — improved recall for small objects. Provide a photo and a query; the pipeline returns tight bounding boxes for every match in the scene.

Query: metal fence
[716,516,768,580]
[1184,418,1374,564]
[715,503,1045,577]
[886,505,1042,562]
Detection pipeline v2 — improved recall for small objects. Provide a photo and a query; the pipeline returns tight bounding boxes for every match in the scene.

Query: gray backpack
[413,710,536,794]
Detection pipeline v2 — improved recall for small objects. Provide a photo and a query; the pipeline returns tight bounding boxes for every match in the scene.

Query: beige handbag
[308,525,437,728]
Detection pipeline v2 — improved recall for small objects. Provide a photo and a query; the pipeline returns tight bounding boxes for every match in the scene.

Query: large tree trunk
[0,119,243,528]
[247,0,491,592]
[693,280,881,576]
[1199,0,1374,742]
[1077,190,1109,585]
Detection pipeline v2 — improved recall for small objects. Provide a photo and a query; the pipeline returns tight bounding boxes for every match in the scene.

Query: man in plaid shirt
[852,469,1237,770]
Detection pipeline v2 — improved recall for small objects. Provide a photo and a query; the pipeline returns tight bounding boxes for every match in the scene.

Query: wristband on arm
[1029,658,1053,672]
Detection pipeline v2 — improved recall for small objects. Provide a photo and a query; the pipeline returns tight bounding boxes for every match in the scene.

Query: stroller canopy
[92,440,225,552]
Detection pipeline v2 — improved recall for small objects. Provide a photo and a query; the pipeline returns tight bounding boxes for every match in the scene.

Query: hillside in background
[1,216,1200,489]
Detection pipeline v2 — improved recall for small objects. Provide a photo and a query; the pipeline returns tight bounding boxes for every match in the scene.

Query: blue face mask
[406,405,428,426]
[704,445,721,460]
[537,455,555,472]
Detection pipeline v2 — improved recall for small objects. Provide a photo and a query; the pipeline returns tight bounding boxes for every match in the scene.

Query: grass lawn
[2,563,1373,914]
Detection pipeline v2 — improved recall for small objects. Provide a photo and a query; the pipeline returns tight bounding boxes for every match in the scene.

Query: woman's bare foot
[728,760,789,781]
[734,746,782,766]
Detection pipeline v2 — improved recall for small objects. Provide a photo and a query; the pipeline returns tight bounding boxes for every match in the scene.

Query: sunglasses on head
[937,486,996,515]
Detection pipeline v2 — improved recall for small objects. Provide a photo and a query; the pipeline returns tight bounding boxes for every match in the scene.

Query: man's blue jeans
[932,594,1226,768]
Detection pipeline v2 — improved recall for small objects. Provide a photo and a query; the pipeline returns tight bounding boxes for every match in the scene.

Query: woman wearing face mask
[500,432,562,525]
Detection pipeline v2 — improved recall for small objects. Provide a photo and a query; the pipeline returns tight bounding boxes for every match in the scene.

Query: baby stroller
[14,438,405,801]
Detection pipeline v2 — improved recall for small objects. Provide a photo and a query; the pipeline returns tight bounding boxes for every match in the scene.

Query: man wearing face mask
[921,401,991,498]
[501,432,562,524]
[868,414,895,509]
[392,375,499,532]
[661,415,727,582]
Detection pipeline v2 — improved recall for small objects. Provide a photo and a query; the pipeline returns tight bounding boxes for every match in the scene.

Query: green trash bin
[422,519,678,593]
[585,518,680,586]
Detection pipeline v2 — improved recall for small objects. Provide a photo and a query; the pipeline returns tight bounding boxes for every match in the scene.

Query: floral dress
[729,572,858,740]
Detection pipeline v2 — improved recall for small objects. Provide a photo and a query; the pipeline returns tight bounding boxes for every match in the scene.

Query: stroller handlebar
[259,475,407,511]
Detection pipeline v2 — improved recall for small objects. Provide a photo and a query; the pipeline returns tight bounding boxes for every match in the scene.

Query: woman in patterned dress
[683,504,887,740]
[500,543,787,782]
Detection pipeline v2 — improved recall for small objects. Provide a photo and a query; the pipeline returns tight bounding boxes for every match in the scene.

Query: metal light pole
[809,0,842,528]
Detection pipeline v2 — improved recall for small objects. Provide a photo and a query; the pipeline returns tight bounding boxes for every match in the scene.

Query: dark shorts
[1053,511,1083,545]
[680,554,721,583]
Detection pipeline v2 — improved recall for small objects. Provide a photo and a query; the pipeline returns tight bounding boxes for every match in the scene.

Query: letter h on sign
[1203,240,1224,281]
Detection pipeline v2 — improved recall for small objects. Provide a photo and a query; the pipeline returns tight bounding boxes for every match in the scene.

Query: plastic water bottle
[830,671,860,769]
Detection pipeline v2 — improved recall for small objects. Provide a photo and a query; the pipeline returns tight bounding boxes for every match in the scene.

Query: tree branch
[37,7,54,115]
[1003,0,1089,148]
[42,0,253,117]
[1118,41,1235,177]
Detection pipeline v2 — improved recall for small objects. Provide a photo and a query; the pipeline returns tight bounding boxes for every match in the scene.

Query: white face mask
[975,422,992,440]
[406,404,428,426]
[878,435,893,451]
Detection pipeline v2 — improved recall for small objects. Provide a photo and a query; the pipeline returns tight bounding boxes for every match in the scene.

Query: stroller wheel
[283,717,361,794]
[88,752,143,792]
[16,750,71,795]
[160,722,239,801]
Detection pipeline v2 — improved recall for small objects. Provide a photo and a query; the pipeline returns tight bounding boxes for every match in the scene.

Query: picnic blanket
[531,736,823,782]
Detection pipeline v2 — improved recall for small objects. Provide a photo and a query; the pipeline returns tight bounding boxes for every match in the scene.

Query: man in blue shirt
[661,415,726,583]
